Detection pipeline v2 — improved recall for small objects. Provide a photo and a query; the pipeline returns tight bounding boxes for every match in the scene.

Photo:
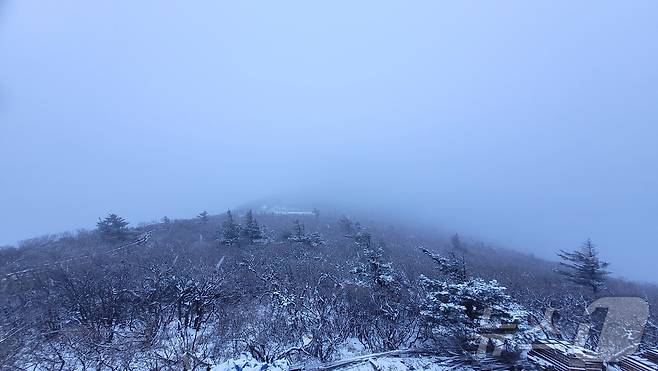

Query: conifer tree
[421,247,467,283]
[420,247,529,351]
[557,239,610,295]
[197,211,209,223]
[292,219,305,241]
[337,216,354,235]
[220,210,240,245]
[451,233,464,251]
[241,209,262,243]
[97,214,129,243]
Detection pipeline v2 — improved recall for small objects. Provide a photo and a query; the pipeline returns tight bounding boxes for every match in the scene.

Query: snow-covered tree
[220,210,240,245]
[421,247,467,283]
[241,209,262,243]
[352,244,419,350]
[197,211,209,223]
[420,249,531,354]
[353,246,396,289]
[420,275,529,352]
[337,216,354,235]
[353,231,372,249]
[556,239,610,295]
[451,233,465,251]
[291,219,305,241]
[287,219,325,246]
[306,232,326,247]
[97,214,129,243]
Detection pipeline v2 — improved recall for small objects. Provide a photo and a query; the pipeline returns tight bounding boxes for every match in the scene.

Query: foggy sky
[1,1,657,282]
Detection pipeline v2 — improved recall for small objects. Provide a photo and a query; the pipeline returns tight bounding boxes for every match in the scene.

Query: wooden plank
[528,340,603,371]
[646,349,658,364]
[619,354,658,371]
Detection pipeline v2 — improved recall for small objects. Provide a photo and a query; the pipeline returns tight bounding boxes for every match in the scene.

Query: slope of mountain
[1,206,656,370]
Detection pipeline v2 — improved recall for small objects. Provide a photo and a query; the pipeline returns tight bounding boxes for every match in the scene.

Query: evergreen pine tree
[97,214,129,243]
[451,233,464,251]
[420,248,529,352]
[292,219,305,241]
[220,210,240,245]
[557,239,610,295]
[241,209,262,243]
[197,211,209,223]
[421,247,467,283]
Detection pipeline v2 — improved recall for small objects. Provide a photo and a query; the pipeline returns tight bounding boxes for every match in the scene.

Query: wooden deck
[618,354,658,371]
[646,349,658,364]
[527,340,603,371]
[618,349,658,371]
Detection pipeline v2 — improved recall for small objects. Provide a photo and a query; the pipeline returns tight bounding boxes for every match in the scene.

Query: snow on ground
[209,356,472,371]
[209,353,289,371]
[337,356,472,371]
[207,349,477,371]
[335,337,368,359]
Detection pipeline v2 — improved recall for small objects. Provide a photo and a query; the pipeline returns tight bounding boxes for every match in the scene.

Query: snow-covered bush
[351,245,420,351]
[418,247,536,355]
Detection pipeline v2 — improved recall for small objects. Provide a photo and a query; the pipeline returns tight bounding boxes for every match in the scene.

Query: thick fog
[0,1,657,282]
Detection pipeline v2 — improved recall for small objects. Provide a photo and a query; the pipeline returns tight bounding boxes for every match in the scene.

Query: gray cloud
[1,1,657,282]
